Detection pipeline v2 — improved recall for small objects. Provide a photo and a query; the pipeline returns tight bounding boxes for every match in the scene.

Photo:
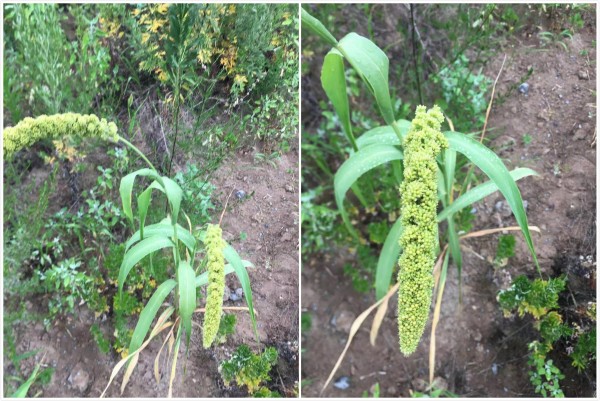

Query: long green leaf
[338,33,395,125]
[322,48,356,150]
[195,261,254,287]
[301,7,338,47]
[125,220,196,254]
[128,279,177,355]
[137,186,153,240]
[334,144,403,237]
[10,363,41,398]
[355,119,411,150]
[444,148,457,199]
[375,217,403,300]
[223,244,259,341]
[178,261,196,347]
[444,131,540,271]
[149,177,183,225]
[437,167,538,222]
[120,168,161,226]
[119,236,174,296]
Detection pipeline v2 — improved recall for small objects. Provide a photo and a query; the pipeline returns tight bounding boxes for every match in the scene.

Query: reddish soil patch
[4,143,299,397]
[301,8,596,398]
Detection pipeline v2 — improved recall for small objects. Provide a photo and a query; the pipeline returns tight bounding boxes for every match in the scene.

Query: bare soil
[301,7,596,398]
[4,142,299,397]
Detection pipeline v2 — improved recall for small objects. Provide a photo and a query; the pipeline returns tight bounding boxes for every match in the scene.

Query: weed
[220,345,279,395]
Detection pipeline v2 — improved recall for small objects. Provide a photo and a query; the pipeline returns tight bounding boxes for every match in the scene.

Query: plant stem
[410,4,423,105]
[117,135,157,172]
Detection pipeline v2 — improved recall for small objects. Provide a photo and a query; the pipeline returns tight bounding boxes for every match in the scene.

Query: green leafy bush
[498,275,596,397]
[220,345,278,394]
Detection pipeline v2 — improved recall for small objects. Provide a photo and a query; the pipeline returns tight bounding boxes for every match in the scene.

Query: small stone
[235,190,246,200]
[229,288,243,302]
[223,286,231,302]
[333,376,351,390]
[331,310,356,334]
[518,82,529,94]
[577,70,589,80]
[472,330,483,342]
[573,123,590,140]
[285,184,294,193]
[68,363,91,394]
[537,110,550,121]
[510,105,517,114]
[387,386,398,396]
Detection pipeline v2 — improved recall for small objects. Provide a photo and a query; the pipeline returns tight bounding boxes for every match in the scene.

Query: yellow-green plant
[302,7,540,373]
[2,113,258,397]
[397,106,448,355]
[202,223,226,348]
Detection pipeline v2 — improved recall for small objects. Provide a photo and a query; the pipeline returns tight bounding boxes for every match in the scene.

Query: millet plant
[3,113,258,397]
[302,8,541,389]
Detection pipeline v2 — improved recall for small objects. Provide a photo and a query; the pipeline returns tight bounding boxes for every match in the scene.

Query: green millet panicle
[3,113,119,159]
[202,224,226,348]
[397,105,448,355]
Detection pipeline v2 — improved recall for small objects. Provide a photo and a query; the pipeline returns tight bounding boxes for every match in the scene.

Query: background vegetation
[3,3,297,396]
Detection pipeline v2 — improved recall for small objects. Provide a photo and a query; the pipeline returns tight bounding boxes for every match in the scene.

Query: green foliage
[362,382,380,398]
[497,275,595,397]
[300,188,341,257]
[528,342,565,398]
[3,4,114,120]
[498,275,566,319]
[494,234,516,266]
[174,163,216,225]
[215,314,237,345]
[570,326,596,372]
[301,312,312,333]
[220,345,279,395]
[432,55,492,130]
[90,324,111,354]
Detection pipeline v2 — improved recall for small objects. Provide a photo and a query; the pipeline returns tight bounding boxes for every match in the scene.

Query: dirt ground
[4,141,299,397]
[300,8,596,398]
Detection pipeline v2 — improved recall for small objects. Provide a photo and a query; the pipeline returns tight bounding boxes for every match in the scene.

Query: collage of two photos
[2,1,597,399]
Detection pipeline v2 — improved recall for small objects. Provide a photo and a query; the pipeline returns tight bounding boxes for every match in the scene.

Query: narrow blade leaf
[195,261,254,287]
[355,119,410,150]
[128,279,177,355]
[178,261,196,347]
[223,244,259,341]
[437,167,538,222]
[119,236,174,296]
[301,7,338,47]
[322,48,356,150]
[334,144,403,237]
[119,168,160,226]
[338,33,394,125]
[444,131,540,270]
[125,220,196,254]
[375,217,403,300]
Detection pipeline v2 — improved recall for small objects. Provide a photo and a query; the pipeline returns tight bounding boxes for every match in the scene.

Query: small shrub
[220,345,278,394]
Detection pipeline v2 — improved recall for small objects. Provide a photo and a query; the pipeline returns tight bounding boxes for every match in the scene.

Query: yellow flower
[156,68,168,83]
[234,74,247,85]
[197,49,210,64]
[150,18,166,33]
[157,3,169,15]
[228,5,236,15]
[141,33,151,44]
[131,8,141,17]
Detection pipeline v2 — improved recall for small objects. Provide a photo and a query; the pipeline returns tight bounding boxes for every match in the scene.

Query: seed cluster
[398,105,448,355]
[3,113,119,159]
[202,223,226,348]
